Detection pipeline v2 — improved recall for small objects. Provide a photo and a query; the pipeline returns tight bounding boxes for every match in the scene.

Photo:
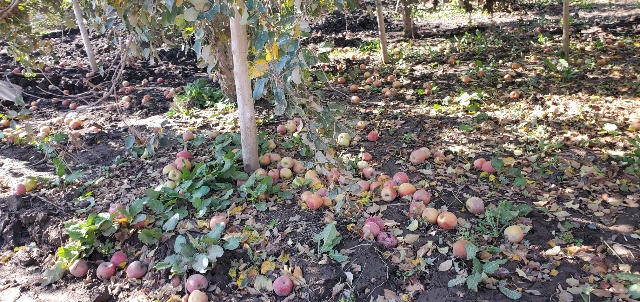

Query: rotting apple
[413,189,431,204]
[380,186,397,202]
[465,197,485,215]
[186,274,209,293]
[452,239,469,259]
[392,172,409,185]
[96,262,116,280]
[504,225,524,243]
[126,261,147,279]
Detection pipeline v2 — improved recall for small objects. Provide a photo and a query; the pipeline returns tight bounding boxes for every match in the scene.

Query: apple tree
[76,0,356,171]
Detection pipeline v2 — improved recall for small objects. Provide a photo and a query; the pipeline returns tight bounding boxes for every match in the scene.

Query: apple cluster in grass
[69,250,147,281]
[275,118,301,135]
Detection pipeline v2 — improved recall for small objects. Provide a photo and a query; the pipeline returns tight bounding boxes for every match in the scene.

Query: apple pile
[473,157,496,173]
[161,148,194,189]
[276,118,300,135]
[361,216,398,248]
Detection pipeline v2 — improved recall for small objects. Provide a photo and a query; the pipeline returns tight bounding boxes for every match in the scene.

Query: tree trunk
[400,0,414,38]
[374,0,390,63]
[72,0,98,72]
[229,0,259,173]
[212,14,236,102]
[562,0,570,58]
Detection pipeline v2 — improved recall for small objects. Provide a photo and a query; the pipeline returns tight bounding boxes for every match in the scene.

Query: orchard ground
[1,0,640,301]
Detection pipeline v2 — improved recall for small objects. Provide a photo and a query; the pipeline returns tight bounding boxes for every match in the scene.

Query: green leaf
[139,228,162,245]
[41,260,67,286]
[192,253,209,273]
[328,250,347,262]
[163,213,180,231]
[192,186,210,198]
[464,243,479,260]
[205,221,225,241]
[466,272,482,291]
[498,281,523,300]
[459,124,473,132]
[253,78,268,100]
[223,237,240,250]
[277,190,293,200]
[255,202,267,212]
[207,244,224,260]
[482,259,507,274]
[491,157,505,171]
[174,235,187,254]
[447,275,467,287]
[513,177,527,187]
[124,136,136,149]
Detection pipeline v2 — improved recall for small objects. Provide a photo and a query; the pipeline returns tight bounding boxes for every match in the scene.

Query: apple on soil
[273,275,293,296]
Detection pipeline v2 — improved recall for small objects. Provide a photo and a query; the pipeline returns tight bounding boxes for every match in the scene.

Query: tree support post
[229,0,259,172]
[562,0,570,59]
[72,0,98,72]
[374,0,390,64]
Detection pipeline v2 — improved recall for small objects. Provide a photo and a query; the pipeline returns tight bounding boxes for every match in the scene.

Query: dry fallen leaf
[438,259,453,271]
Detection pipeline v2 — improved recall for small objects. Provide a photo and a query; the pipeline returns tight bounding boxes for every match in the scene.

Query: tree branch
[0,0,20,22]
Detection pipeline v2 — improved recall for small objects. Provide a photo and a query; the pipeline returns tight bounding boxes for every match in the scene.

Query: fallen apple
[452,239,469,259]
[437,212,457,229]
[273,275,293,296]
[465,197,485,215]
[186,274,209,293]
[504,225,524,243]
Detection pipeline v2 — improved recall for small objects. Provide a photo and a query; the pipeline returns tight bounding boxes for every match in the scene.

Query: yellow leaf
[260,260,276,274]
[228,267,237,278]
[489,174,496,182]
[237,273,248,288]
[266,42,279,62]
[230,205,244,214]
[248,59,268,79]
[196,220,209,228]
[278,252,289,263]
[550,269,559,276]
[502,157,516,166]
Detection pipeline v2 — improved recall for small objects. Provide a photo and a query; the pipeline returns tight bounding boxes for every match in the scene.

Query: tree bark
[229,0,259,173]
[562,0,570,58]
[374,0,390,63]
[400,0,414,38]
[212,14,236,102]
[72,0,98,72]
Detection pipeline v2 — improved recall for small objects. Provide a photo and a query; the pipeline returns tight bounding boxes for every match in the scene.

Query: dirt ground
[1,0,640,301]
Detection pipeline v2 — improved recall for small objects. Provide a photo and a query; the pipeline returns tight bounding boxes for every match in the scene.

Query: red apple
[473,158,486,170]
[367,130,379,142]
[273,276,294,296]
[380,186,397,201]
[413,189,431,204]
[398,183,416,197]
[392,172,409,185]
[437,212,458,229]
[481,161,496,173]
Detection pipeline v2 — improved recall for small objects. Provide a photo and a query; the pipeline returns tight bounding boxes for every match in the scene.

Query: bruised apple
[413,189,431,204]
[437,212,457,229]
[306,194,323,210]
[363,221,381,239]
[273,275,293,296]
[96,262,116,280]
[392,172,409,185]
[188,290,208,302]
[380,186,397,201]
[209,215,228,229]
[110,251,127,266]
[452,239,469,259]
[126,260,147,278]
[465,197,485,215]
[504,225,524,243]
[365,216,385,229]
[409,149,427,164]
[69,259,88,277]
[186,274,209,293]
[408,201,426,218]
